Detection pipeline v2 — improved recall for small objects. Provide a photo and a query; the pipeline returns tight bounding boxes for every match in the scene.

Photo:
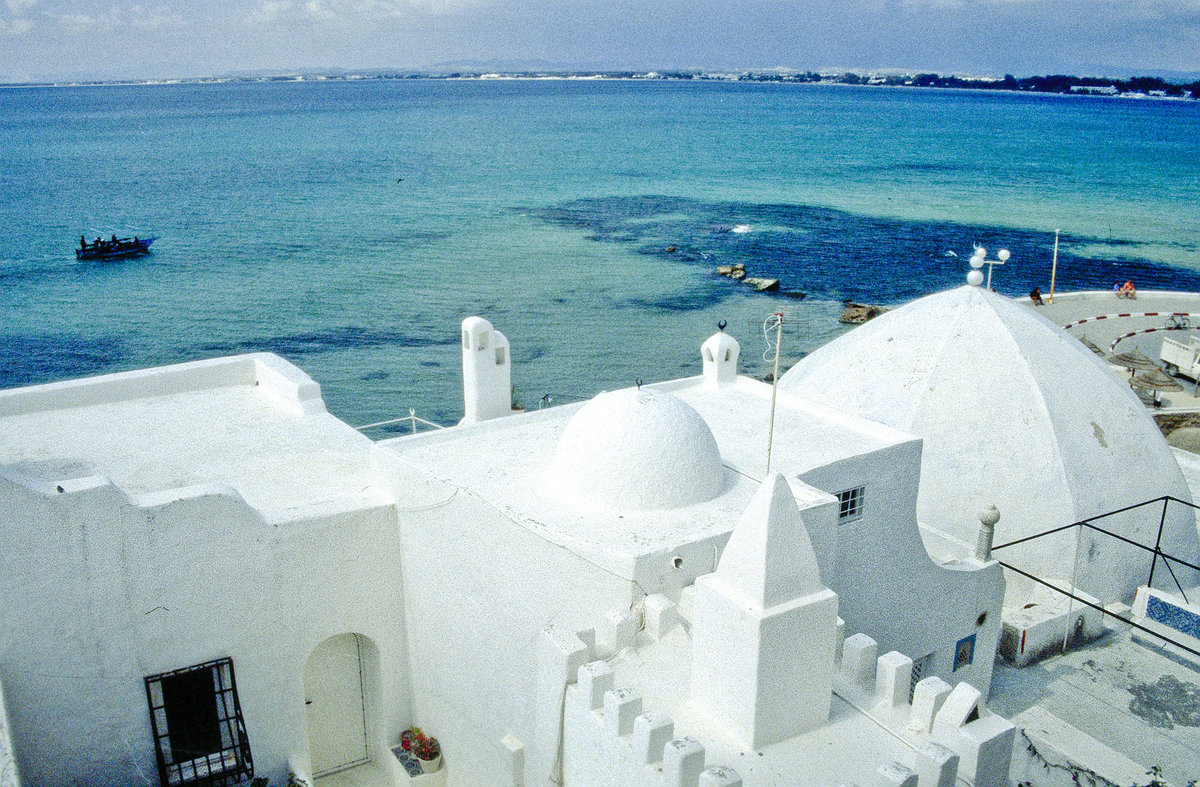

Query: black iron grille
[145,658,253,787]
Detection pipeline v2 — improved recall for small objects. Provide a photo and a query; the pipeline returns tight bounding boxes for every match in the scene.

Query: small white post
[975,505,1000,562]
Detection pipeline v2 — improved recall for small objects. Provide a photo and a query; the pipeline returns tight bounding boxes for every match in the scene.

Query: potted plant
[411,731,442,773]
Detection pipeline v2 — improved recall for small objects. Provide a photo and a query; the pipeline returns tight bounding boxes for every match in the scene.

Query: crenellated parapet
[564,660,743,787]
[534,468,1019,786]
[831,629,1015,786]
[533,598,746,787]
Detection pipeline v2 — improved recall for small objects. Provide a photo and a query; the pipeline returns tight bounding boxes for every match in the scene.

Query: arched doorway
[304,633,369,777]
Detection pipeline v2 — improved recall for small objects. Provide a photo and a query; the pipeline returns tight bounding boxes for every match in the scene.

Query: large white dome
[779,285,1198,602]
[544,388,725,512]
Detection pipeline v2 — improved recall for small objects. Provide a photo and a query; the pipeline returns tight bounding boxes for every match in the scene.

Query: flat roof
[1031,289,1200,359]
[0,354,390,517]
[990,628,1200,787]
[380,374,916,578]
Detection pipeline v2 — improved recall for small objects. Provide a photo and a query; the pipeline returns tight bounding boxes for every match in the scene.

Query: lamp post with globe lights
[970,247,1011,290]
[967,256,985,287]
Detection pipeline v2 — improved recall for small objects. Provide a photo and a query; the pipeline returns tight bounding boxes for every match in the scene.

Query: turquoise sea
[2,79,1199,427]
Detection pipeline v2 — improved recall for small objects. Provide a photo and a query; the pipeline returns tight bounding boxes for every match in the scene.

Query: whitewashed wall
[0,470,410,787]
[389,475,640,787]
[799,440,1006,695]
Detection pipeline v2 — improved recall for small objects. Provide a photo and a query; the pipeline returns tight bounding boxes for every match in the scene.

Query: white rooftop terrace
[379,371,918,581]
[1028,288,1200,360]
[0,353,391,518]
[990,627,1200,787]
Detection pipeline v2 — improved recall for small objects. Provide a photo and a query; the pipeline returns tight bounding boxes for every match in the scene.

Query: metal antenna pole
[1063,528,1082,654]
[1149,497,1169,588]
[766,312,783,475]
[1049,229,1060,303]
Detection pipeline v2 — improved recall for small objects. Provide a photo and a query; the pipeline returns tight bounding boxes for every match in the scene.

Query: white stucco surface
[379,373,913,583]
[0,358,410,787]
[574,620,988,786]
[779,285,1199,602]
[382,355,1003,704]
[460,316,512,424]
[545,387,725,511]
[0,354,390,516]
[6,301,1190,787]
[690,475,838,749]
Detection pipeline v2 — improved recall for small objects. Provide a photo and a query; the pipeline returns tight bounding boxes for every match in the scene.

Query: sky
[1,0,1199,83]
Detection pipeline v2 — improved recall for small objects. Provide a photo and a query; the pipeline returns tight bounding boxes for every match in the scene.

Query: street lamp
[970,247,1011,290]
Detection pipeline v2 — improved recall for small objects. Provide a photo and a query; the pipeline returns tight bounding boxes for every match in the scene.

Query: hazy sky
[1,0,1198,83]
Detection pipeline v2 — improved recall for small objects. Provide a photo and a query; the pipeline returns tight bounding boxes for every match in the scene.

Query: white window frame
[836,485,865,522]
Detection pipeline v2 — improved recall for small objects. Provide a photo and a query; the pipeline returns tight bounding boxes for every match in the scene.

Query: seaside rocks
[717,263,746,280]
[839,302,889,324]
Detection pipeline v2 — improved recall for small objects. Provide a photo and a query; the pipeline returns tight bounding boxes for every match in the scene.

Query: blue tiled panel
[1147,595,1200,639]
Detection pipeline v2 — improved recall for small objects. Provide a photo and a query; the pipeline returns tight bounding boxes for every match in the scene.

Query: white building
[779,285,1200,607]
[0,286,1189,787]
[0,355,408,786]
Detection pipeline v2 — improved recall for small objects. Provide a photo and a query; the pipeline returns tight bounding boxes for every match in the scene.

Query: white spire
[689,473,838,749]
[710,473,823,608]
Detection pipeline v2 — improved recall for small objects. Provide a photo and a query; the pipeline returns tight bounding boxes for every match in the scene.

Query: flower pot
[416,751,442,773]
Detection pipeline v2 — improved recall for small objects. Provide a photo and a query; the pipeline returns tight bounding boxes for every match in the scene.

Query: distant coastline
[3,68,1199,100]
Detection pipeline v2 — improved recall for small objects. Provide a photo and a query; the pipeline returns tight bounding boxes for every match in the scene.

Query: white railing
[356,408,446,435]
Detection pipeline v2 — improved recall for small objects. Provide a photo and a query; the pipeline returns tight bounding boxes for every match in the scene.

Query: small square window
[836,486,865,522]
[954,634,976,672]
[145,659,253,787]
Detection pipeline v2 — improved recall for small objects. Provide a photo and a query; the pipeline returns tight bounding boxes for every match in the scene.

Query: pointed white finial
[712,473,823,608]
[690,472,838,748]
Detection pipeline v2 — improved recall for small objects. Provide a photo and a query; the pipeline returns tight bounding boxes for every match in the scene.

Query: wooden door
[304,633,368,776]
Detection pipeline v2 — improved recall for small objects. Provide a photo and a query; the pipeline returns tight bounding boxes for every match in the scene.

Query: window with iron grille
[836,486,865,522]
[909,652,934,702]
[145,658,253,787]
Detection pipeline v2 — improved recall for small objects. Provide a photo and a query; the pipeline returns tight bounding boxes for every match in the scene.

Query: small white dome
[545,388,724,511]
